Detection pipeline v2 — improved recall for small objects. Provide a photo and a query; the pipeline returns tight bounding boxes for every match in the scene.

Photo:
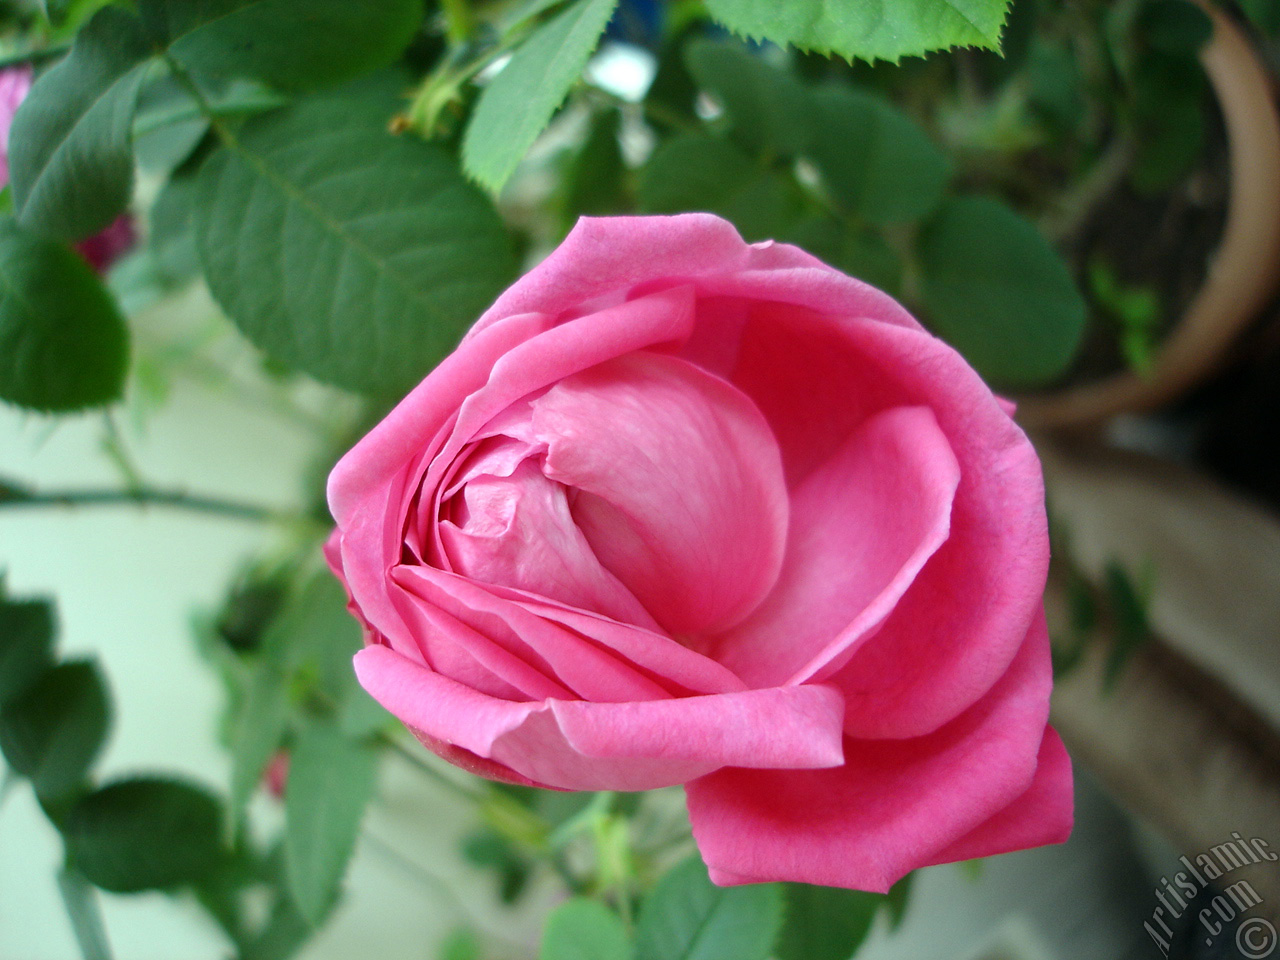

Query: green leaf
[1239,0,1280,35]
[805,86,949,225]
[703,0,1012,62]
[1102,560,1153,691]
[8,7,152,240]
[683,40,810,156]
[65,777,225,892]
[0,660,110,802]
[637,132,803,241]
[240,891,313,960]
[284,720,378,925]
[194,88,516,396]
[0,217,130,412]
[0,594,56,705]
[227,658,290,826]
[463,0,621,192]
[561,108,627,226]
[777,884,880,960]
[142,0,423,92]
[635,856,784,960]
[540,898,631,960]
[784,217,902,295]
[148,169,202,285]
[915,196,1086,387]
[885,872,914,929]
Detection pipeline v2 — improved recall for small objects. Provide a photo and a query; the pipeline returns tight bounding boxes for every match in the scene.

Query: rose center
[433,351,790,638]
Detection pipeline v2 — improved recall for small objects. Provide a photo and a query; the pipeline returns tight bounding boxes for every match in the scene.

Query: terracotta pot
[1018,0,1280,429]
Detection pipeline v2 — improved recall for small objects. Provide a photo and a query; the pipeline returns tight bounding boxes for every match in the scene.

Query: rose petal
[424,285,699,502]
[684,614,1054,892]
[355,645,847,791]
[468,215,918,341]
[328,310,551,527]
[387,578,573,701]
[729,311,1047,737]
[437,461,655,627]
[713,405,959,687]
[546,684,845,771]
[392,564,674,702]
[354,644,540,757]
[533,352,789,635]
[505,595,748,696]
[925,725,1073,866]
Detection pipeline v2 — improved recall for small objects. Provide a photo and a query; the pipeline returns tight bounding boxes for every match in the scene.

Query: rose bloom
[326,214,1072,891]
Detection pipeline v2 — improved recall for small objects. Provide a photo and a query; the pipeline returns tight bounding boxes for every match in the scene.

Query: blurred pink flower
[0,66,33,186]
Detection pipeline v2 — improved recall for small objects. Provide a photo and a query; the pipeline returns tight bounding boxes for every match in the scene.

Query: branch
[0,478,285,524]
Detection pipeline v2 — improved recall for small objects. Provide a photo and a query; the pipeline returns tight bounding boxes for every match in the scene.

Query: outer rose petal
[925,726,1073,866]
[354,645,846,791]
[684,614,1057,892]
[467,215,919,341]
[729,310,1047,737]
[713,405,959,686]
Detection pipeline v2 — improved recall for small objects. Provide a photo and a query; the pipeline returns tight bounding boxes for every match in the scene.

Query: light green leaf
[805,86,950,224]
[285,721,378,925]
[0,217,130,412]
[637,132,803,241]
[0,660,110,801]
[703,0,1012,62]
[141,0,423,92]
[635,856,783,960]
[0,594,56,705]
[9,7,151,240]
[463,0,621,192]
[683,40,810,156]
[66,777,225,892]
[777,884,881,960]
[194,89,516,396]
[916,196,1086,387]
[540,898,632,960]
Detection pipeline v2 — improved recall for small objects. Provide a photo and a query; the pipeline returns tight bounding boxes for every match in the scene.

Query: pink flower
[326,214,1072,892]
[0,65,133,272]
[264,749,290,800]
[0,67,33,187]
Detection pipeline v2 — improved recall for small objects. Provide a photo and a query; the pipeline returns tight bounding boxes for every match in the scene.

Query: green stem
[161,52,235,146]
[57,869,113,960]
[440,0,475,46]
[100,412,144,493]
[382,734,489,803]
[0,480,283,524]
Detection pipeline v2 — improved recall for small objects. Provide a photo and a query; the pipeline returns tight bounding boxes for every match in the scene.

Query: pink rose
[326,214,1072,891]
[0,67,32,186]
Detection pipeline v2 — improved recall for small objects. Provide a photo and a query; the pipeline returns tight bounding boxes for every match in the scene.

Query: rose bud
[325,214,1072,891]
